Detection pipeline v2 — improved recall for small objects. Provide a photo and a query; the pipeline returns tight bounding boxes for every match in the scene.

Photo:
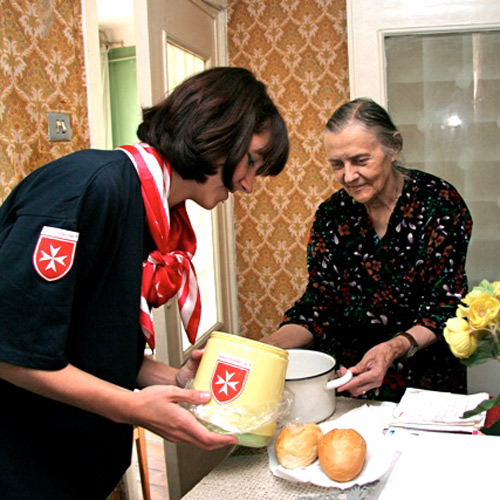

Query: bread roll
[275,423,323,469]
[318,428,367,482]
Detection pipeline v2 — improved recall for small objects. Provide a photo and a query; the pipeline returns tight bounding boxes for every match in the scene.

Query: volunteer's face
[193,130,271,210]
[324,123,399,207]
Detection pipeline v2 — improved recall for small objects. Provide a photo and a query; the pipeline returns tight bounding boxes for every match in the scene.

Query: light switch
[48,112,72,141]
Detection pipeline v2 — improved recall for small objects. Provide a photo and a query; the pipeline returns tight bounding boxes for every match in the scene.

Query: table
[182,398,383,500]
[182,396,499,500]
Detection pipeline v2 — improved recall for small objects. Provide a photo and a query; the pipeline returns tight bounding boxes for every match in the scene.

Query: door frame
[82,0,107,149]
[81,2,237,499]
[134,0,238,373]
[133,0,228,110]
[132,2,237,499]
[82,0,239,372]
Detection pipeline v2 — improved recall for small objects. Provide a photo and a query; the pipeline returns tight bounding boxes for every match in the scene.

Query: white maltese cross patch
[211,355,251,404]
[33,226,79,281]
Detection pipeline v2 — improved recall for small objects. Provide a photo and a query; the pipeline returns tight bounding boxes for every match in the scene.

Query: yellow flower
[456,304,468,318]
[443,317,478,358]
[467,293,500,329]
[462,289,483,305]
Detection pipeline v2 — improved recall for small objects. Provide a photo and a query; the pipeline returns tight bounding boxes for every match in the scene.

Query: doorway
[83,1,236,498]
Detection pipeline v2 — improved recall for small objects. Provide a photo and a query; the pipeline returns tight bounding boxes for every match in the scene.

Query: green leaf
[481,418,500,436]
[460,337,498,367]
[472,279,494,295]
[462,394,500,419]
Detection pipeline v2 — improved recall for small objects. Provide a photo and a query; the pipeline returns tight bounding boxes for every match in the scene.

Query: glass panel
[386,32,500,285]
[166,42,218,351]
[186,201,218,333]
[167,43,205,90]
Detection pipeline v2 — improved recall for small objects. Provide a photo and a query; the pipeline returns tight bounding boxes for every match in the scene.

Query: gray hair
[325,98,403,169]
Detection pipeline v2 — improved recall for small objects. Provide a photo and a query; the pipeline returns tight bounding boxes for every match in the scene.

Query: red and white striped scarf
[118,143,201,349]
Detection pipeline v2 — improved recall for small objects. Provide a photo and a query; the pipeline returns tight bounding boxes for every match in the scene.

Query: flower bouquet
[444,279,500,435]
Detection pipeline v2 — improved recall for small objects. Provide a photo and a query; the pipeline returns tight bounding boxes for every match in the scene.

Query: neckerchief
[118,143,201,349]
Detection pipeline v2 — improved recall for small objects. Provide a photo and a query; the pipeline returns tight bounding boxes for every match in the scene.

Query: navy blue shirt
[0,149,149,499]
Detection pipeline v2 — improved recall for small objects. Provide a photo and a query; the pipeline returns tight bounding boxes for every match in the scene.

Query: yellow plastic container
[192,331,288,447]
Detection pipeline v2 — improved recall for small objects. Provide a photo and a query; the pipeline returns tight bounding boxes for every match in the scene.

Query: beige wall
[0,0,89,203]
[0,0,349,341]
[227,0,348,339]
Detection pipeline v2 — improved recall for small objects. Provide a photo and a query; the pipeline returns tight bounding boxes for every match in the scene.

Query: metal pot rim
[285,365,335,382]
[285,349,336,381]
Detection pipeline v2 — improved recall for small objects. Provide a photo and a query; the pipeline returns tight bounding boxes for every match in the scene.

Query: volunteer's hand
[132,385,238,450]
[175,349,204,388]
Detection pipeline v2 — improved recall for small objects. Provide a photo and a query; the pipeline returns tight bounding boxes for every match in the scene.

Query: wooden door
[134,1,237,498]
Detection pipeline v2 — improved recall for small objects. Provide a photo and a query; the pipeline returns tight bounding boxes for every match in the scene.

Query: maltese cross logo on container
[33,226,79,281]
[211,354,251,404]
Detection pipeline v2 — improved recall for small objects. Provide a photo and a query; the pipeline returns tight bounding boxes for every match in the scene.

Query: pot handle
[325,369,353,390]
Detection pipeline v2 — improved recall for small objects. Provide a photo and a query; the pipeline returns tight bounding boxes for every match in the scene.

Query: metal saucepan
[284,349,353,423]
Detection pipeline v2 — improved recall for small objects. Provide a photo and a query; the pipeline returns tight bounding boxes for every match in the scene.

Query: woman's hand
[175,349,204,388]
[136,349,204,389]
[335,342,398,397]
[133,351,237,448]
[130,384,238,450]
[133,351,238,449]
[335,327,437,397]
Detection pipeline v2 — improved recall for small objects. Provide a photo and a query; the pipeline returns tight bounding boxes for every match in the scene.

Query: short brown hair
[137,67,289,190]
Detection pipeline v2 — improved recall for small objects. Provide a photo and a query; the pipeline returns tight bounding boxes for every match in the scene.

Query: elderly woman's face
[324,123,399,207]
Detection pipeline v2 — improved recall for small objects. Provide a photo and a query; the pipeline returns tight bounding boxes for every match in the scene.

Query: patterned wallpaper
[0,0,89,203]
[227,0,348,340]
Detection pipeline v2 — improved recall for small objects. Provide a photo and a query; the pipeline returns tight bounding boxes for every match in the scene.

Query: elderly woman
[263,98,472,402]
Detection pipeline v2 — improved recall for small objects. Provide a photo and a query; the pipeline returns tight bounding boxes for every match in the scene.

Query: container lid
[210,331,288,360]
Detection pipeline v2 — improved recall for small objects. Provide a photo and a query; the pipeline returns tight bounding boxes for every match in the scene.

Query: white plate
[268,414,397,489]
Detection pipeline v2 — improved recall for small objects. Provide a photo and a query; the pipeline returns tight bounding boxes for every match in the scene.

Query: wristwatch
[392,331,419,358]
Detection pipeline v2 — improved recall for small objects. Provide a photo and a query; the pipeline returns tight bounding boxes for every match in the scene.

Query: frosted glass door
[386,32,500,285]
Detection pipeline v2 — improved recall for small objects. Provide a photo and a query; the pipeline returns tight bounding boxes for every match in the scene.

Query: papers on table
[390,387,488,433]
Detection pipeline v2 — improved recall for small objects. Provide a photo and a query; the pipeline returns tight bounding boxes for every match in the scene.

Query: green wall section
[108,46,141,148]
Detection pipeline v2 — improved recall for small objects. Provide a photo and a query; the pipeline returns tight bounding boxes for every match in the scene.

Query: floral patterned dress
[281,168,473,402]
